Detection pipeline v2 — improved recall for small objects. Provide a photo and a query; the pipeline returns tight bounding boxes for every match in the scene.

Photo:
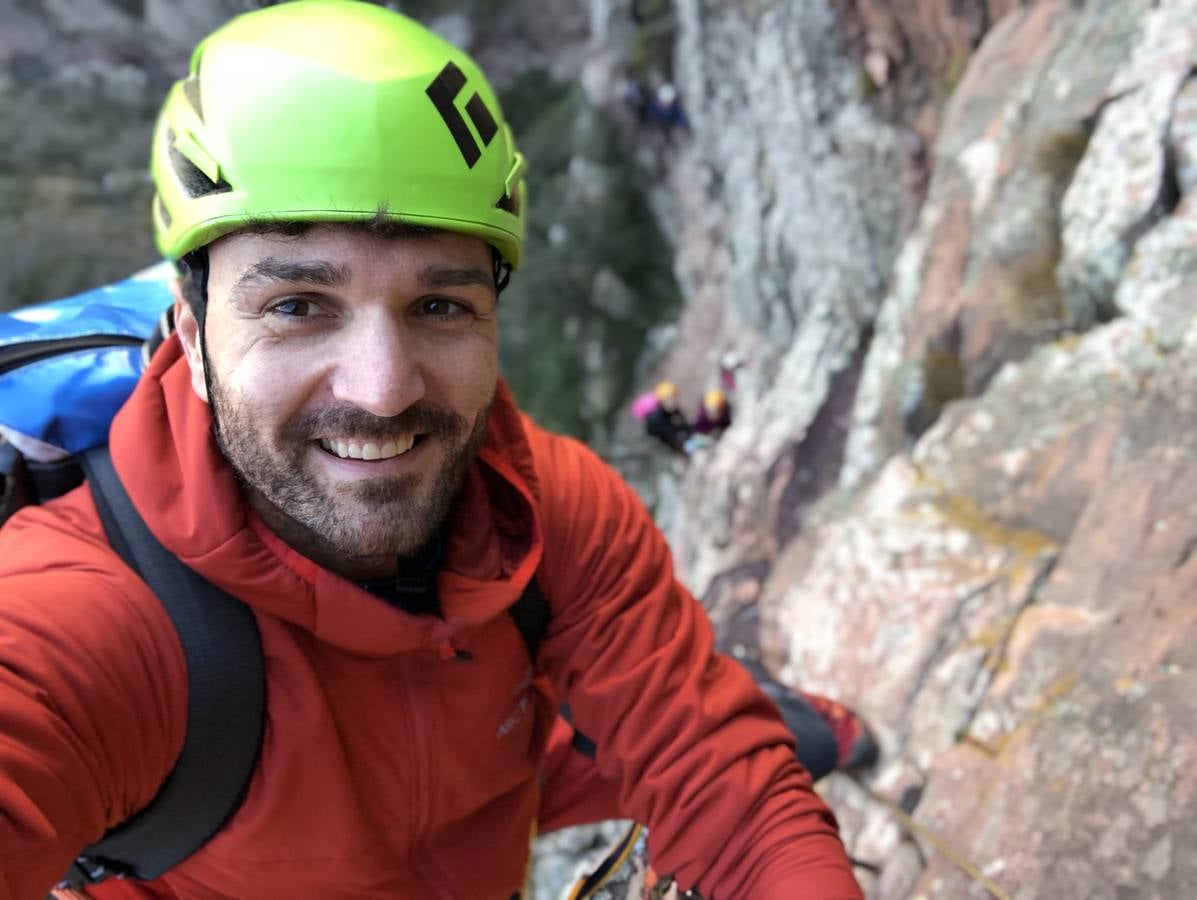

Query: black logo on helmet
[426,62,498,168]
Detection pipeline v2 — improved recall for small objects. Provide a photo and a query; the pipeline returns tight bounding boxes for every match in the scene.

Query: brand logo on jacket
[497,667,534,740]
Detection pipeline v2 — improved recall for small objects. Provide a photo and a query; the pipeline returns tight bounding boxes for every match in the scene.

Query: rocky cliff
[645,1,1196,897]
[4,0,1194,897]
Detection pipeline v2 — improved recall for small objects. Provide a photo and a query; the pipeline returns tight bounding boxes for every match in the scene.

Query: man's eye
[420,298,468,319]
[270,298,313,317]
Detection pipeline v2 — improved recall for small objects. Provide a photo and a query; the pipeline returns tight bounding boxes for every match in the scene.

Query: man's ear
[171,279,210,404]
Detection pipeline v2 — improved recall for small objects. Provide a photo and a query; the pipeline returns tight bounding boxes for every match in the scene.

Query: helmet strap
[177,249,211,336]
[493,248,512,295]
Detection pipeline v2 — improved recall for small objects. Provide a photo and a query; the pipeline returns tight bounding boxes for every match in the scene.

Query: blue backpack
[0,264,174,469]
[0,270,556,889]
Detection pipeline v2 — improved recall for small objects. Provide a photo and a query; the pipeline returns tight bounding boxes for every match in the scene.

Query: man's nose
[327,310,426,418]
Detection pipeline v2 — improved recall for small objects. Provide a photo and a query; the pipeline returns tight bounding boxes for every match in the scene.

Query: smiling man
[0,2,863,898]
[189,225,500,578]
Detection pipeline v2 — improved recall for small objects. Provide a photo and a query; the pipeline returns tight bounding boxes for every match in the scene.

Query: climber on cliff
[647,80,687,135]
[622,77,650,124]
[0,3,868,898]
[719,349,744,395]
[643,379,692,454]
[696,387,733,434]
[682,388,731,454]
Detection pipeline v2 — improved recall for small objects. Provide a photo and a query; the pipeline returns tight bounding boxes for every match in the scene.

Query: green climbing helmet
[151,0,526,266]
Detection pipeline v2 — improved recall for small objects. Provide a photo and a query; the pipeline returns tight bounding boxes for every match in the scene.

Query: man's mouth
[318,434,422,461]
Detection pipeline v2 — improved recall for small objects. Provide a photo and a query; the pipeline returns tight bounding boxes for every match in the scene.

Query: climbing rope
[845,774,1012,900]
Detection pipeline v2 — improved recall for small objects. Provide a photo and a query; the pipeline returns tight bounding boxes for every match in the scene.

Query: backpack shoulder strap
[65,446,265,886]
[505,577,597,759]
[0,441,29,525]
[507,576,550,663]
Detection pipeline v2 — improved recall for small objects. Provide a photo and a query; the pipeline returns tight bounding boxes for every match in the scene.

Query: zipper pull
[436,640,472,662]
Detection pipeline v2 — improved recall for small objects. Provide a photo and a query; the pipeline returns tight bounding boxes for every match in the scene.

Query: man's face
[175,225,500,578]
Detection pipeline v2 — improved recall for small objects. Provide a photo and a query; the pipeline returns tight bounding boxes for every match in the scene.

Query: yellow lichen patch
[1048,776,1070,794]
[972,611,1027,674]
[970,621,1012,652]
[942,51,971,97]
[1045,673,1078,699]
[961,719,1030,760]
[922,347,966,411]
[918,474,1059,561]
[1032,128,1091,185]
[964,607,1025,675]
[962,731,1012,757]
[997,248,1067,333]
[1029,673,1079,713]
[1112,675,1148,697]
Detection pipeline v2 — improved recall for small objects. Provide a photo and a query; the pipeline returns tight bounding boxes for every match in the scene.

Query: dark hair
[175,215,512,332]
[177,247,210,332]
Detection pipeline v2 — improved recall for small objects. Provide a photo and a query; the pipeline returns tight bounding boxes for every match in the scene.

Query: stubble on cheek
[204,356,494,562]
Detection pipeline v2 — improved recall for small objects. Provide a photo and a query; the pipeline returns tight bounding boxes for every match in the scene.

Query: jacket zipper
[0,335,144,376]
[402,654,466,900]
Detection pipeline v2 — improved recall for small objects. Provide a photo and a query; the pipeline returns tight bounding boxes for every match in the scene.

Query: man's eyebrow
[415,264,495,291]
[231,258,351,296]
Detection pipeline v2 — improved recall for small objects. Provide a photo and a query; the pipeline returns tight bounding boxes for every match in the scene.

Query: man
[0,2,864,897]
[692,389,732,439]
[644,381,691,454]
[684,387,732,453]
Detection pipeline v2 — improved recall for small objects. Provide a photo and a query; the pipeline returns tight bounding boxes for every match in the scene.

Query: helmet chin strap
[493,247,512,294]
[177,248,210,332]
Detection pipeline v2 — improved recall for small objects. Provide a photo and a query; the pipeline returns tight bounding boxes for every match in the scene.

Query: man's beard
[203,355,492,564]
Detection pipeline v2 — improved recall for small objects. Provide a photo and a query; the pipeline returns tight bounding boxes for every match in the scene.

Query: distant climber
[643,380,690,454]
[622,77,649,124]
[718,350,743,395]
[647,81,687,134]
[683,388,732,454]
[692,388,732,438]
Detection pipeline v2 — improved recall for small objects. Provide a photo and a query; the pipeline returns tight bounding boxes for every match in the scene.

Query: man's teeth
[319,435,416,460]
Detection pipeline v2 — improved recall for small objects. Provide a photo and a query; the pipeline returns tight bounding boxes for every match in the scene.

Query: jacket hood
[107,336,543,657]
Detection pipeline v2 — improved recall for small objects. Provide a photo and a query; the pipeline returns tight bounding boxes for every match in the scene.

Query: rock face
[645,0,1197,897]
[652,0,919,595]
[841,0,1149,489]
[837,0,1024,139]
[771,321,1197,897]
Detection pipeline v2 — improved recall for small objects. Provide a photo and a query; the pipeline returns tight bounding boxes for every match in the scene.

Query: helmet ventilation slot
[166,128,231,198]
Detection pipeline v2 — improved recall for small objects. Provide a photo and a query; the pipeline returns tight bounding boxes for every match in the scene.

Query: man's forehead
[211,221,478,253]
[209,224,493,272]
[203,225,497,300]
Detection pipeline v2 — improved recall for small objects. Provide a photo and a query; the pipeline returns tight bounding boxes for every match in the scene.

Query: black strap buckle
[61,854,130,888]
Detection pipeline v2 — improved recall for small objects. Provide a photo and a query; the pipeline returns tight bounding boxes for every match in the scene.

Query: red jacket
[0,339,860,898]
